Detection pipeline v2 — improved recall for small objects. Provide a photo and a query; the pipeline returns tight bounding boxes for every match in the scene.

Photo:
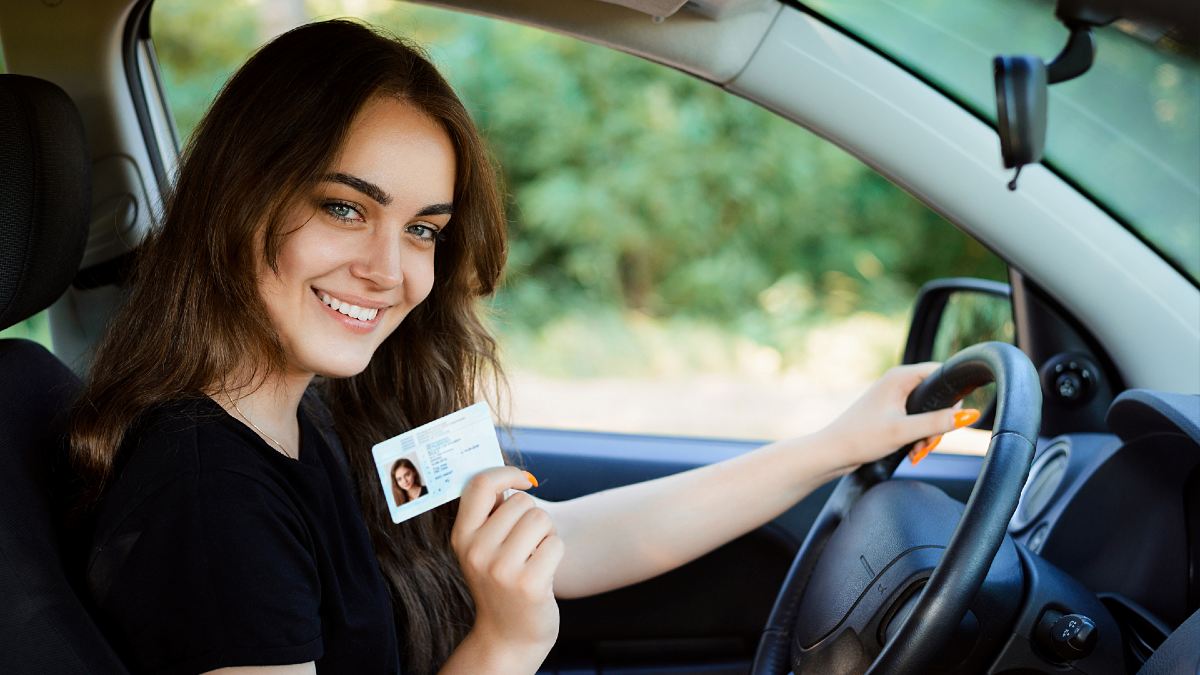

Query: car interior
[0,0,1198,674]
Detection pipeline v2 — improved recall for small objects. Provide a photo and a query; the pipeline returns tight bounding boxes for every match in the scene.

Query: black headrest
[0,74,90,331]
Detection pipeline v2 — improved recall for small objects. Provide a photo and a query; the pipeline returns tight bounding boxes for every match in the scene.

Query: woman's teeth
[320,293,379,321]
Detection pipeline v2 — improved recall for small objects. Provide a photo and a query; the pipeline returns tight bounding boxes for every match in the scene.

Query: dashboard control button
[1040,353,1100,407]
[1035,609,1098,663]
[1056,372,1083,400]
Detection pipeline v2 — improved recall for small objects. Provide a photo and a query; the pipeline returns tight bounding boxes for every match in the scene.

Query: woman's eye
[323,201,364,223]
[407,223,443,243]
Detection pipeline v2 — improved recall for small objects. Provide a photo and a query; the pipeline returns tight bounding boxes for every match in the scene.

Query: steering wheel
[751,342,1041,674]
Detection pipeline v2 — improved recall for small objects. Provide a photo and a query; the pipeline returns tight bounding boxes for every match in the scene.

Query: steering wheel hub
[752,342,1041,675]
[791,480,1023,672]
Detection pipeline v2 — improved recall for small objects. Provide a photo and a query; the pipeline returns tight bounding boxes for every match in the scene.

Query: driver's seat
[0,74,129,673]
[1138,606,1200,675]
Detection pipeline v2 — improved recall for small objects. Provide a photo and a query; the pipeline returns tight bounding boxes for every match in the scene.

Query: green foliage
[932,291,1017,411]
[150,1,262,143]
[369,6,1006,330]
[148,1,1008,375]
[0,311,51,349]
[932,292,1015,361]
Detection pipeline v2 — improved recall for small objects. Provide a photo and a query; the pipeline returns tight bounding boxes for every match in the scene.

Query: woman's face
[394,465,416,490]
[259,96,456,379]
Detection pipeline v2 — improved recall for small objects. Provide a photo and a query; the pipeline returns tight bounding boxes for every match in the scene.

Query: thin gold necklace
[225,392,296,460]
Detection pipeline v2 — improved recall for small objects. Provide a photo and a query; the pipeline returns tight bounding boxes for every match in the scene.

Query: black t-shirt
[84,392,402,674]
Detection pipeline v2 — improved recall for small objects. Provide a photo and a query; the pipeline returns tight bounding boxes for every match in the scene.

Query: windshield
[805,0,1200,284]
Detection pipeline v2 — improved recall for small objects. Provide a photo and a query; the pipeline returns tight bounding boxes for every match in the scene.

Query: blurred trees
[150,0,1005,344]
[431,17,1005,332]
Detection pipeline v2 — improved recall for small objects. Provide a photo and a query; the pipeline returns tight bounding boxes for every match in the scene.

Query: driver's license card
[370,402,505,524]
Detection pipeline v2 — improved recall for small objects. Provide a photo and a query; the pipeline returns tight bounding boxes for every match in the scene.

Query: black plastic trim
[142,31,181,155]
[72,251,135,291]
[121,0,167,192]
[1010,269,1124,435]
[902,277,1011,365]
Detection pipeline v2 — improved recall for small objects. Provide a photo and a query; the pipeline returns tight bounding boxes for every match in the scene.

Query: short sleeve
[91,469,324,674]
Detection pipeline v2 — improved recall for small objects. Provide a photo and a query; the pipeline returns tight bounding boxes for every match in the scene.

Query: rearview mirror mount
[993,0,1115,190]
[993,55,1048,186]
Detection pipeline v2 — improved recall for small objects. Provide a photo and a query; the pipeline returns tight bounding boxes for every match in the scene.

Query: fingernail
[523,471,539,488]
[954,409,981,429]
[909,435,942,465]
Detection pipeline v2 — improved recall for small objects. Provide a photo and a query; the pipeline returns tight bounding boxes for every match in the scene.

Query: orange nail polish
[523,471,539,488]
[954,409,981,429]
[909,435,942,465]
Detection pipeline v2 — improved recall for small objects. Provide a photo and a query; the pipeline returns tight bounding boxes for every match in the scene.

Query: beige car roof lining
[421,0,781,84]
[600,0,687,18]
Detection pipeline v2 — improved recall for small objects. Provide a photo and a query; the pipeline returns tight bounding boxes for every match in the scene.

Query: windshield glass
[805,0,1200,283]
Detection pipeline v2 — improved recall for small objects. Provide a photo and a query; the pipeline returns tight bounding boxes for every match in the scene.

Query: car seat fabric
[0,74,90,330]
[1137,606,1200,675]
[0,340,128,673]
[0,74,129,673]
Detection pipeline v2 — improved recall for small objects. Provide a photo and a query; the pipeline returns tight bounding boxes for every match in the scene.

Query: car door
[515,429,986,673]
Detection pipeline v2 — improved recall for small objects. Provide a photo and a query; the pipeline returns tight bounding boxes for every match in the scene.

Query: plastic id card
[370,401,505,524]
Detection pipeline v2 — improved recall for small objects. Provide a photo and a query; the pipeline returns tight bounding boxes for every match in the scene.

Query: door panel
[506,427,984,673]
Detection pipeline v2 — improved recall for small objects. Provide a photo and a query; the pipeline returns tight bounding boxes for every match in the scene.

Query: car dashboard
[1009,390,1200,670]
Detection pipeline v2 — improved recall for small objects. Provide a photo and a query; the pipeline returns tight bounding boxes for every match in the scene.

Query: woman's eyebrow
[416,203,453,217]
[323,172,392,206]
[323,173,451,216]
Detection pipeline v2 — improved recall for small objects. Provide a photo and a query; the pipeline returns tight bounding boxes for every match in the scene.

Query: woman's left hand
[819,362,977,471]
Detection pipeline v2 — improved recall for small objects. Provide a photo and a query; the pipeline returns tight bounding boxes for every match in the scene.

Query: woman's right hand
[450,466,564,664]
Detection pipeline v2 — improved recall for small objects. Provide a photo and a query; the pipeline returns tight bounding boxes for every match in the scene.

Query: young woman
[392,458,429,506]
[69,19,973,675]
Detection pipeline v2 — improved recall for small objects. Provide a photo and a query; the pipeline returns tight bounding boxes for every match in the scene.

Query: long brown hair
[69,20,507,673]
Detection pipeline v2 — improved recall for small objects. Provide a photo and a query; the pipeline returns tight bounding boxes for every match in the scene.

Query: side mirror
[903,278,1015,421]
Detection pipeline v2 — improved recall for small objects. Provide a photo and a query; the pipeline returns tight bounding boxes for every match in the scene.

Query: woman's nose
[350,226,405,289]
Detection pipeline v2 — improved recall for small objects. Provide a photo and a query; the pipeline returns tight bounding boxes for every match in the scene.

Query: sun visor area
[599,0,688,18]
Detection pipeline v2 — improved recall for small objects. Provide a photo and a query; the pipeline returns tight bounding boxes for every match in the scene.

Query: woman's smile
[311,287,390,332]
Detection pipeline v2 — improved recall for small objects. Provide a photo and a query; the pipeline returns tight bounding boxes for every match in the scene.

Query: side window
[0,35,55,350]
[151,3,1007,449]
[0,313,52,350]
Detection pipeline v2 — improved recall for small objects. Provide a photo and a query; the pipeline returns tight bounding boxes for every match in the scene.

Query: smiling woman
[149,0,1010,446]
[60,12,971,675]
[68,20,521,675]
[391,456,430,506]
[259,97,455,379]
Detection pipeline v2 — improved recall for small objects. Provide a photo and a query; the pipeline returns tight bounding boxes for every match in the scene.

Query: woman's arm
[539,431,843,599]
[439,630,551,674]
[539,363,969,599]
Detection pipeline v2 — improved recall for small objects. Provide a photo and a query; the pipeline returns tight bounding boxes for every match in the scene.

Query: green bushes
[0,2,1010,372]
